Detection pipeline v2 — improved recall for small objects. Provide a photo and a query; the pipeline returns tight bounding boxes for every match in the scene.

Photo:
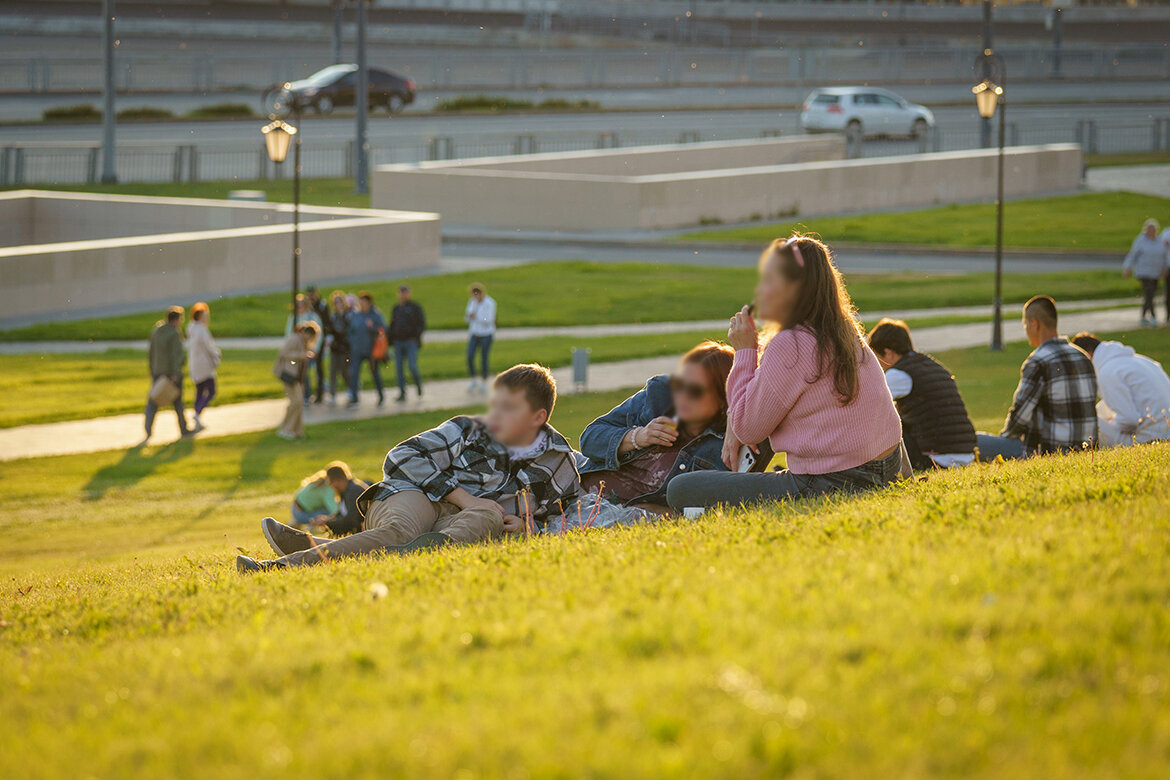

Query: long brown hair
[681,340,736,426]
[768,234,865,405]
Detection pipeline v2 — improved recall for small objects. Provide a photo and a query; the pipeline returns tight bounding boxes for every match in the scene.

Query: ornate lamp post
[262,117,300,316]
[973,49,1006,351]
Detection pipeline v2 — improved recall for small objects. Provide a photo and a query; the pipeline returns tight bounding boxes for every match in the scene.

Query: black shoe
[396,392,407,403]
[416,385,423,398]
[261,516,314,556]
[391,532,452,555]
[236,555,285,574]
[376,396,385,408]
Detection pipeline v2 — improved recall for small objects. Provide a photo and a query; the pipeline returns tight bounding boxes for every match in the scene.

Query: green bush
[115,106,174,121]
[536,98,601,110]
[185,102,255,119]
[435,94,535,112]
[41,104,102,122]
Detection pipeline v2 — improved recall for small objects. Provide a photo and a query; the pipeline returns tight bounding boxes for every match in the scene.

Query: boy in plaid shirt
[240,364,581,571]
[976,296,1098,459]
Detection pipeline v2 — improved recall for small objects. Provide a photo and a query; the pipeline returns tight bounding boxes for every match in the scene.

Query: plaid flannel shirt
[1002,338,1099,454]
[357,416,581,526]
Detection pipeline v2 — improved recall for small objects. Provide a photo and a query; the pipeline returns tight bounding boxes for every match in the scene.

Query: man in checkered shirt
[240,364,582,571]
[977,296,1099,460]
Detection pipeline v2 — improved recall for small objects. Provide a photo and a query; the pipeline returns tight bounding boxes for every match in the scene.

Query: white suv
[799,87,935,138]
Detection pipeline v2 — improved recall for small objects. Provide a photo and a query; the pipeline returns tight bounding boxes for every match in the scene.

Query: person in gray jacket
[143,306,191,444]
[1123,219,1168,326]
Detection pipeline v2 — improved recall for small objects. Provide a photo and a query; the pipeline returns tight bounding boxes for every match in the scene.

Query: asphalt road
[2,100,1167,147]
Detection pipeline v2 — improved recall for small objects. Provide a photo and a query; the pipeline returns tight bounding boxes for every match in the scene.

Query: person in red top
[666,234,904,510]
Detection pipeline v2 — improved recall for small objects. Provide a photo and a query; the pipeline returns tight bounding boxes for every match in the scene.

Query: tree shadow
[82,437,196,501]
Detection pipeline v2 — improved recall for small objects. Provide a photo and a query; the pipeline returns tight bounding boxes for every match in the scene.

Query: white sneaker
[275,430,295,440]
[468,379,479,393]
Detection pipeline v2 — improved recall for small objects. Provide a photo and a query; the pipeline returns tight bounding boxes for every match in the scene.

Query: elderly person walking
[273,321,321,440]
[143,305,191,445]
[186,302,221,433]
[1123,219,1168,326]
[465,282,497,393]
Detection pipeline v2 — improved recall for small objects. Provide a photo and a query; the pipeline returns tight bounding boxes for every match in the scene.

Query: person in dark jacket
[305,285,331,404]
[143,305,191,443]
[390,283,426,402]
[346,291,387,408]
[579,341,769,512]
[311,464,370,536]
[868,318,977,469]
[327,291,352,405]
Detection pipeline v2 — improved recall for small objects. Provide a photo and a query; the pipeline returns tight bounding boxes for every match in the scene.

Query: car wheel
[846,119,863,138]
[912,118,929,139]
[315,96,334,116]
[386,94,405,114]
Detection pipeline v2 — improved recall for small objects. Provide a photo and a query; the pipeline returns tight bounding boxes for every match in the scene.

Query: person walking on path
[465,282,497,394]
[390,283,426,403]
[305,285,331,404]
[327,291,352,406]
[273,321,320,440]
[286,294,323,403]
[186,302,221,433]
[347,291,387,408]
[143,306,191,444]
[976,296,1098,460]
[1122,219,1168,326]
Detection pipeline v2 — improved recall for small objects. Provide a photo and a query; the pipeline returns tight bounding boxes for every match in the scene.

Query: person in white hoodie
[1122,219,1168,326]
[187,302,222,433]
[1071,332,1170,447]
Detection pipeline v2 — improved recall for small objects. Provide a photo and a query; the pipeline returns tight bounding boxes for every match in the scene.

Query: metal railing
[2,43,1167,96]
[2,117,1167,187]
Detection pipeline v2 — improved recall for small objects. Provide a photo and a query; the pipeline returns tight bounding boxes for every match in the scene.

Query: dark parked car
[263,64,416,116]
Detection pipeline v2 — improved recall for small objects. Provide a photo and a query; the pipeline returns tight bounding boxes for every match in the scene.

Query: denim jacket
[578,375,729,504]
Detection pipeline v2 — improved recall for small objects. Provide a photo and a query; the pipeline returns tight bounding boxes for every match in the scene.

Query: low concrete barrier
[0,191,440,325]
[372,139,1082,232]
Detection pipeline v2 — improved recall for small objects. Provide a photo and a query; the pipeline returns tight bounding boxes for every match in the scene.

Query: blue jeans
[974,433,1027,461]
[349,353,384,403]
[467,334,493,379]
[666,447,902,510]
[290,502,319,527]
[302,357,317,402]
[395,340,422,393]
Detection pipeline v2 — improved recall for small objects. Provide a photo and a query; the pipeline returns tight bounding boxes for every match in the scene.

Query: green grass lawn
[0,262,1143,342]
[677,191,1170,251]
[2,388,1168,776]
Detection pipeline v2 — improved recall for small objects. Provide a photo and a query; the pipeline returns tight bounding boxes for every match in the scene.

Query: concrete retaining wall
[372,140,1082,232]
[0,191,441,325]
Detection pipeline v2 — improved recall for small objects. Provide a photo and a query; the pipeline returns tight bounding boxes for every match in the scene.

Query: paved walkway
[1086,164,1170,199]
[0,298,1138,355]
[0,306,1147,462]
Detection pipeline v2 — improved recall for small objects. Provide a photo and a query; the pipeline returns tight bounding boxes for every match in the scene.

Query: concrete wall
[0,191,441,324]
[373,141,1082,232]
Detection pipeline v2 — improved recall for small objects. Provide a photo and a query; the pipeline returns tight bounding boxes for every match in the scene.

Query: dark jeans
[1139,277,1159,321]
[349,353,384,402]
[394,340,422,393]
[193,378,216,415]
[302,358,318,402]
[467,334,493,379]
[313,349,325,401]
[974,433,1027,461]
[666,447,902,510]
[329,350,350,398]
[145,374,188,435]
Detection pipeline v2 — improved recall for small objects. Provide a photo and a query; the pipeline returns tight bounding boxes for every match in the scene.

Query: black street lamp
[973,48,1006,351]
[262,117,301,317]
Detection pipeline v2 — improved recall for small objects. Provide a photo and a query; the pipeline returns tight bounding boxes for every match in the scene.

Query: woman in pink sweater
[666,235,904,510]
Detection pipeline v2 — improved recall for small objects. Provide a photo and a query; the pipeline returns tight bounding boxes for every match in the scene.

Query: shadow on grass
[82,438,196,501]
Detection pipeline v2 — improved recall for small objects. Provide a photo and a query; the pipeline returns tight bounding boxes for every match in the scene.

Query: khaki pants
[278,381,304,437]
[277,490,503,567]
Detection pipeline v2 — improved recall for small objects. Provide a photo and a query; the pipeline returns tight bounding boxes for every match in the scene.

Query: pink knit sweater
[727,327,903,475]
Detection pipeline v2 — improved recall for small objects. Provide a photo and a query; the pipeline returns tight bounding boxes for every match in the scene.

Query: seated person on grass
[867,318,977,470]
[976,296,1098,461]
[291,462,370,538]
[1070,332,1170,447]
[578,341,770,513]
[239,364,581,572]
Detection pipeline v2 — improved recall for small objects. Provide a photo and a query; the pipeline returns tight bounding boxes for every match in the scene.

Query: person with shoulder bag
[142,305,191,445]
[274,321,321,440]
